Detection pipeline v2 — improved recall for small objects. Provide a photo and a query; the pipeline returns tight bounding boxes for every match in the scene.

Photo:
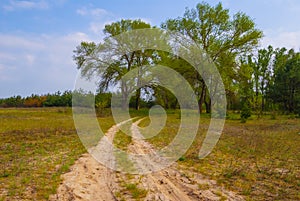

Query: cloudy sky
[0,0,300,98]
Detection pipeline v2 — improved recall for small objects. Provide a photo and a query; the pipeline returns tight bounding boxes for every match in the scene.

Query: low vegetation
[0,108,299,200]
[0,108,115,201]
[138,112,300,200]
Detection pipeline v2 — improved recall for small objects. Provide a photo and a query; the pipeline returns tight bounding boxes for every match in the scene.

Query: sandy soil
[49,119,244,201]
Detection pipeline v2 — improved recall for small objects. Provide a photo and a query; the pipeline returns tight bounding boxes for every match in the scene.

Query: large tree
[247,45,274,114]
[269,48,300,113]
[162,2,263,113]
[73,19,152,110]
[238,56,254,122]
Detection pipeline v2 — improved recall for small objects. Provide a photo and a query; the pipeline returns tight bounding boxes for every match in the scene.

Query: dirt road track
[49,118,244,201]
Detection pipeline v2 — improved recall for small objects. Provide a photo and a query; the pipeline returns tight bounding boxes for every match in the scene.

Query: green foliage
[269,48,300,114]
[0,91,72,108]
[0,91,113,109]
[43,91,72,107]
[124,183,148,199]
[248,45,274,113]
[162,2,263,113]
[240,101,251,123]
[237,57,253,121]
[0,95,23,107]
[73,19,154,110]
[152,86,178,109]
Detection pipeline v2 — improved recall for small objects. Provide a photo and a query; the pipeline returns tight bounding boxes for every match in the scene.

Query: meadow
[0,108,299,200]
[0,108,115,200]
[139,112,300,200]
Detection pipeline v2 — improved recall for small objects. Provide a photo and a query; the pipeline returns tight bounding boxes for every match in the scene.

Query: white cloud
[89,22,106,35]
[0,34,45,50]
[0,32,93,97]
[0,52,16,61]
[25,54,35,65]
[76,7,109,18]
[63,32,92,43]
[262,30,300,50]
[76,6,117,37]
[3,0,49,11]
[76,6,114,36]
[76,8,87,16]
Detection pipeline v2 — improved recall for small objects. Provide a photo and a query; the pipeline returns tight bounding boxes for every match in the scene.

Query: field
[0,108,115,200]
[0,108,299,200]
[139,112,300,200]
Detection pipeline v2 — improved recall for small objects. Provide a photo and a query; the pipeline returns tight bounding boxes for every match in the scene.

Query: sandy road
[50,118,244,201]
[48,119,132,201]
[125,119,244,201]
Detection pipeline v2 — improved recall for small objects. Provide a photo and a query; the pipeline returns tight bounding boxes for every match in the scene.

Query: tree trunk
[204,87,211,113]
[121,81,128,110]
[205,99,211,113]
[135,88,141,110]
[163,90,169,109]
[261,82,265,114]
[261,96,265,113]
[289,85,295,113]
[121,94,127,110]
[198,84,206,114]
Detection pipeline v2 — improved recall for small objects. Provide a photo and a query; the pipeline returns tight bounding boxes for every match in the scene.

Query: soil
[49,119,244,201]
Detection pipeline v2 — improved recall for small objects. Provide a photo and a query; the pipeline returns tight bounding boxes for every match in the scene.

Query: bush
[240,101,251,123]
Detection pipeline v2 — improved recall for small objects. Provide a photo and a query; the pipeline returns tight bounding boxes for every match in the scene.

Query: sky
[0,0,300,98]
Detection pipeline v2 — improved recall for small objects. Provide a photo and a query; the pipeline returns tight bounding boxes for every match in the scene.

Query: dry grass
[139,111,300,200]
[0,108,115,201]
[1,108,299,200]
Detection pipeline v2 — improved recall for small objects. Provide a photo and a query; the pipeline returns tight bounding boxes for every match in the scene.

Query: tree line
[233,46,300,119]
[0,90,152,109]
[73,2,300,120]
[0,91,73,108]
[0,91,108,108]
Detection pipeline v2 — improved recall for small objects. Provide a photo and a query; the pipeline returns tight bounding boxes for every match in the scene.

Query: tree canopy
[71,1,300,120]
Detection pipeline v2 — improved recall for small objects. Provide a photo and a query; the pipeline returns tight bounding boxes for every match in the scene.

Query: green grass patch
[113,121,133,151]
[124,183,148,199]
[0,107,115,201]
[138,112,300,200]
[185,114,299,200]
[113,119,138,173]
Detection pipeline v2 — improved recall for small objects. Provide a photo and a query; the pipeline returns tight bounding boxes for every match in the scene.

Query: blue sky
[0,0,300,98]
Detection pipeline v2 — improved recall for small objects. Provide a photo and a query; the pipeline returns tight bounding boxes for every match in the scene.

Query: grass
[0,107,115,201]
[138,111,300,200]
[1,107,299,200]
[138,112,181,148]
[114,182,148,201]
[113,119,136,173]
[113,120,133,151]
[124,183,148,199]
[114,173,148,201]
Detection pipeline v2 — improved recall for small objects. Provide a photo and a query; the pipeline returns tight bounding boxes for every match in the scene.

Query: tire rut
[50,117,244,201]
[49,119,133,201]
[124,119,244,201]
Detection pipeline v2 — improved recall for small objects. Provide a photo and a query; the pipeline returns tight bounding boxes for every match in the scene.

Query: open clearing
[50,118,243,201]
[0,108,299,200]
